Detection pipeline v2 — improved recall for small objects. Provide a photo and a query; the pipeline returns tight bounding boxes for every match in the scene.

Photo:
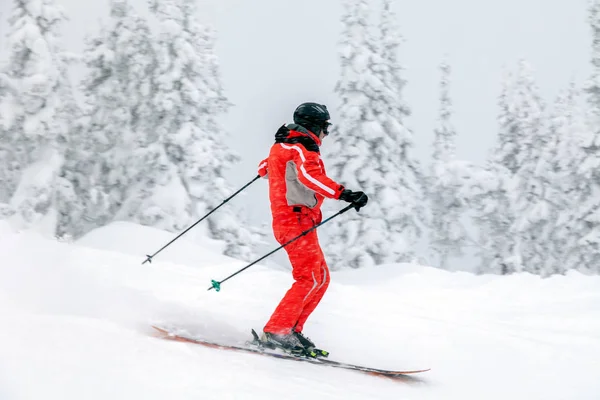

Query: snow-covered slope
[0,222,599,399]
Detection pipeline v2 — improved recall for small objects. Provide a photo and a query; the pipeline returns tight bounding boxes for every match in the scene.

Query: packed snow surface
[1,221,599,399]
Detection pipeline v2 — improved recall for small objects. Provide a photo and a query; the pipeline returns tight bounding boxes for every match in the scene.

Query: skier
[256,102,368,355]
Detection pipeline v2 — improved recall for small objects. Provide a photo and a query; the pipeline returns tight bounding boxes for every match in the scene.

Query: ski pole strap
[208,203,355,291]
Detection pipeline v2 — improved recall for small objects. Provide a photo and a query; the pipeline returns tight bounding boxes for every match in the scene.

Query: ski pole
[208,203,356,292]
[142,175,261,264]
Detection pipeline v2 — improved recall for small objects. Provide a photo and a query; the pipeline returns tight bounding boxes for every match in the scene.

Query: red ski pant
[264,214,330,335]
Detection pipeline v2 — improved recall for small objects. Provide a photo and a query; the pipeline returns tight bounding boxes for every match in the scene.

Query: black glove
[339,189,368,211]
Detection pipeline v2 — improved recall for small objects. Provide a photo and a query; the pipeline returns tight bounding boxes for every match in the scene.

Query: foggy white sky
[0,0,592,226]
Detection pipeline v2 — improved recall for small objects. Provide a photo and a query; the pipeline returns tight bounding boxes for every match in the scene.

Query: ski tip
[151,325,170,337]
[393,368,431,375]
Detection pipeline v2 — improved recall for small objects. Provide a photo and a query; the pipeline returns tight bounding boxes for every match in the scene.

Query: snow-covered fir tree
[495,68,526,176]
[323,0,424,269]
[544,83,588,274]
[470,163,513,274]
[477,61,554,275]
[57,0,158,239]
[146,0,258,260]
[431,61,456,164]
[504,60,549,274]
[378,0,425,261]
[0,0,78,230]
[0,66,20,212]
[379,0,411,122]
[562,0,600,274]
[475,68,525,274]
[429,61,468,269]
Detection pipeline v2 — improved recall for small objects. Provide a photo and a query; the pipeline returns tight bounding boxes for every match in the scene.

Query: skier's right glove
[339,189,368,211]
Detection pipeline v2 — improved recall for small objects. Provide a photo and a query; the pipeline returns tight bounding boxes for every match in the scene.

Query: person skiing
[256,102,368,355]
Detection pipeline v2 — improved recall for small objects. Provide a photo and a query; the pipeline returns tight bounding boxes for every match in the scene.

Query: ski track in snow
[1,222,599,400]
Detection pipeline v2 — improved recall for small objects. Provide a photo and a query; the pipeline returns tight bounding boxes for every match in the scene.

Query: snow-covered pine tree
[544,83,587,274]
[379,0,411,122]
[476,67,525,274]
[379,0,426,254]
[431,61,456,164]
[0,64,20,211]
[57,0,159,239]
[562,0,600,274]
[495,68,525,176]
[429,60,468,269]
[147,0,257,260]
[469,164,512,274]
[505,60,549,274]
[0,0,78,230]
[323,0,423,269]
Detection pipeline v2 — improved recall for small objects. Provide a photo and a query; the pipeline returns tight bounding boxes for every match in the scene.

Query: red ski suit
[258,125,344,335]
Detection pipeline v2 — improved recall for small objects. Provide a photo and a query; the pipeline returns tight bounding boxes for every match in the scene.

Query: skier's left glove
[339,189,368,211]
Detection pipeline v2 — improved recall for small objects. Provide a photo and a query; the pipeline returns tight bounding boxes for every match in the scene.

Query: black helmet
[293,102,331,135]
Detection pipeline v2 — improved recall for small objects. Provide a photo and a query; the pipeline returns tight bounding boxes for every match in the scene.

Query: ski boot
[252,330,318,358]
[293,331,329,358]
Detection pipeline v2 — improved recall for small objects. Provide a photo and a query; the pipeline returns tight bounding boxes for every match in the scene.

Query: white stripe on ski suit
[303,271,318,304]
[280,143,336,196]
[318,265,327,291]
[302,266,327,304]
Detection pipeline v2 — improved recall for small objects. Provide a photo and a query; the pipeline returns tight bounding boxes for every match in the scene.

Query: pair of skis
[151,326,430,380]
